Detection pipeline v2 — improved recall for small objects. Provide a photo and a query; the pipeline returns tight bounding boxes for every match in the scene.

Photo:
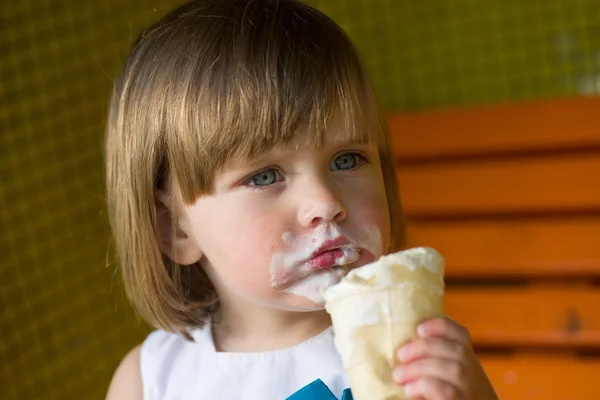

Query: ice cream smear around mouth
[270,224,383,304]
[283,268,348,304]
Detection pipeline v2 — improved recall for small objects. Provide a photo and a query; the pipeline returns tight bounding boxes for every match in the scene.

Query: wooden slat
[406,215,600,277]
[480,354,600,399]
[397,152,600,216]
[388,96,600,160]
[445,286,600,348]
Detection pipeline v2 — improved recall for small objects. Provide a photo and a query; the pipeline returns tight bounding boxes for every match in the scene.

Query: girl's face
[175,126,391,311]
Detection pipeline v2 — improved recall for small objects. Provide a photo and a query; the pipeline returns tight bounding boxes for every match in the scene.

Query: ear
[155,189,203,265]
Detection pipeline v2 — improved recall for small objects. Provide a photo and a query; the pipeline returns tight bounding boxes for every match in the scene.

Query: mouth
[306,237,355,270]
[272,236,361,290]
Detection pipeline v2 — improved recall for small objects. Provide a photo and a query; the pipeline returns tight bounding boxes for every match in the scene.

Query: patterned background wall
[1,0,599,399]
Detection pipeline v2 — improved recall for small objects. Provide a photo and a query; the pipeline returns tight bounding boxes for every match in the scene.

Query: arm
[105,344,143,400]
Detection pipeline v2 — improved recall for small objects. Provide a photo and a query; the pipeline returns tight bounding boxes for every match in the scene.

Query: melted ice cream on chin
[282,267,347,304]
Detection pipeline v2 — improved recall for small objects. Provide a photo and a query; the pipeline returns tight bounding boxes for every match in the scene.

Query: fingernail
[397,346,411,362]
[403,383,417,396]
[392,367,404,383]
[417,324,427,336]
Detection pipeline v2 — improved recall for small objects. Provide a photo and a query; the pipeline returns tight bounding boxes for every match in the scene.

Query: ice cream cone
[324,247,445,400]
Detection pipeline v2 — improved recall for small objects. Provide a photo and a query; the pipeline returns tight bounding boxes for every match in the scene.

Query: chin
[274,294,328,312]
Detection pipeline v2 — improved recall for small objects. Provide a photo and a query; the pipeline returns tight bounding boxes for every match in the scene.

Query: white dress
[140,323,352,400]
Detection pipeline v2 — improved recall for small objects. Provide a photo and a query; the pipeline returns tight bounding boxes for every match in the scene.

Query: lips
[305,248,346,270]
[271,237,355,289]
[312,237,351,258]
[305,237,352,270]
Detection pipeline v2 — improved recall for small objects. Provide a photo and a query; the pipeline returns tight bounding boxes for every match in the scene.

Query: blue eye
[331,153,361,171]
[248,169,280,187]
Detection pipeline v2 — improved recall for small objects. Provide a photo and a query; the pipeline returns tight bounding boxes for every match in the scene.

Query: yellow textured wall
[306,0,600,107]
[1,2,185,399]
[1,1,598,399]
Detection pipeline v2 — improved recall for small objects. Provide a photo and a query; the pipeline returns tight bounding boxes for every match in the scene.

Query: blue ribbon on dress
[286,379,353,400]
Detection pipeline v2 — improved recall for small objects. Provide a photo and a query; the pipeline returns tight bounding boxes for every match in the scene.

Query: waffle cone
[324,248,445,400]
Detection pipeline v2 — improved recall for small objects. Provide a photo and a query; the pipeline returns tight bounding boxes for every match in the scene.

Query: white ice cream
[324,247,445,303]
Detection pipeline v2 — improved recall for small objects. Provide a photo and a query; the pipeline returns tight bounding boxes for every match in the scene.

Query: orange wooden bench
[388,96,600,399]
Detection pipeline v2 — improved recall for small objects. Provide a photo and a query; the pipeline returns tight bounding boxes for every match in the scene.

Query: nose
[297,177,347,228]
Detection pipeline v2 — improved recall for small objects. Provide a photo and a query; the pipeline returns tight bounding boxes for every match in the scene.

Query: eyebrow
[326,134,373,150]
[222,135,372,174]
[334,136,370,145]
[220,151,280,177]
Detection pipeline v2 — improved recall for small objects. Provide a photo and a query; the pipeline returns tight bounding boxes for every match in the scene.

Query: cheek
[226,214,282,259]
[346,177,391,251]
[189,197,284,290]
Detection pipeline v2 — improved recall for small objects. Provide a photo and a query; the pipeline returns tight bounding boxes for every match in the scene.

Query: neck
[211,299,332,352]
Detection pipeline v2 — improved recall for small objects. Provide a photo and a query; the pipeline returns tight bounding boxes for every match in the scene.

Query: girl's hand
[392,317,499,400]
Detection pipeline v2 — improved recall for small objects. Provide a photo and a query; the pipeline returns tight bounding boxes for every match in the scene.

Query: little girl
[104,1,498,399]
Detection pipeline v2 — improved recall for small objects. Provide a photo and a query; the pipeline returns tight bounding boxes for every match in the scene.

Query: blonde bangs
[134,0,389,204]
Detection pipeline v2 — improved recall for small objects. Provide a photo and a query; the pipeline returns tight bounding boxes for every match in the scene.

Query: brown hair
[105,0,405,337]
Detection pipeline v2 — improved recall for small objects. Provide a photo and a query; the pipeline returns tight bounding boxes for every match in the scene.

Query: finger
[397,337,468,364]
[417,317,471,345]
[402,376,464,400]
[393,357,469,393]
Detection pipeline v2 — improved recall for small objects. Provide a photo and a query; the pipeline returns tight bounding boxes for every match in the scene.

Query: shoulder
[104,329,188,400]
[105,344,143,400]
[106,328,205,400]
[140,329,198,369]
